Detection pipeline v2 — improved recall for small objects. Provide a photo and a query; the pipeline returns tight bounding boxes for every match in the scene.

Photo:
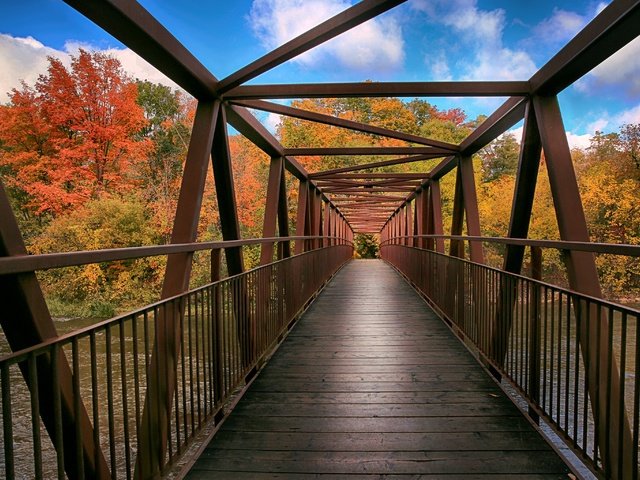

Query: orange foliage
[0,50,150,215]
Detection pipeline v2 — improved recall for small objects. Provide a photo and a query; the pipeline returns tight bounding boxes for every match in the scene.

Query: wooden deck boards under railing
[186,260,571,479]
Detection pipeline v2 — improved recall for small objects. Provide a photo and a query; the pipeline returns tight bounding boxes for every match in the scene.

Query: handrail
[0,235,352,275]
[381,234,640,257]
[381,243,640,478]
[0,244,354,479]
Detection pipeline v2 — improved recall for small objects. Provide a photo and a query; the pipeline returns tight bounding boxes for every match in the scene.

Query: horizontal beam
[323,186,416,192]
[0,236,347,275]
[224,81,532,99]
[217,0,406,93]
[382,234,640,258]
[232,99,458,151]
[314,173,428,179]
[309,155,435,177]
[285,147,449,156]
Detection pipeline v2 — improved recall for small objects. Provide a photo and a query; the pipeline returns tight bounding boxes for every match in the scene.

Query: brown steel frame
[0,0,639,478]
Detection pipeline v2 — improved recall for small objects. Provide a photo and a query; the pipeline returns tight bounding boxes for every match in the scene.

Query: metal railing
[0,242,352,479]
[381,241,640,479]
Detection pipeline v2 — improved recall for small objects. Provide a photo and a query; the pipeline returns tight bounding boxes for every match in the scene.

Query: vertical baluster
[28,353,43,480]
[2,363,15,480]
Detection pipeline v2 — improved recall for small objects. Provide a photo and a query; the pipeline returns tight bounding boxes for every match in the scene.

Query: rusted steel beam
[427,97,528,183]
[223,105,349,219]
[213,106,244,275]
[0,180,110,479]
[492,101,542,380]
[322,187,416,193]
[63,0,217,100]
[460,97,529,156]
[330,194,407,201]
[217,0,407,93]
[232,99,458,151]
[502,101,542,274]
[313,172,429,179]
[419,186,429,249]
[459,155,484,263]
[137,100,219,478]
[449,166,465,258]
[285,147,451,156]
[533,94,633,479]
[530,0,640,96]
[313,189,323,248]
[309,155,436,176]
[260,157,285,265]
[160,101,219,298]
[225,104,282,158]
[224,81,532,99]
[277,161,291,258]
[323,202,331,247]
[315,179,421,188]
[295,181,310,254]
[0,236,339,276]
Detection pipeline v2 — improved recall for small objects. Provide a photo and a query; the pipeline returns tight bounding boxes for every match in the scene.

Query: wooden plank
[193,450,567,475]
[188,473,568,480]
[208,430,552,451]
[186,260,570,478]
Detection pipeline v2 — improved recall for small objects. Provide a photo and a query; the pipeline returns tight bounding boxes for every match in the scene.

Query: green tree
[480,133,520,182]
[355,234,379,258]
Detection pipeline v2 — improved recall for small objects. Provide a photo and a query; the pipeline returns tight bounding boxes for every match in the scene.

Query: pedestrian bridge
[186,260,569,479]
[1,0,640,479]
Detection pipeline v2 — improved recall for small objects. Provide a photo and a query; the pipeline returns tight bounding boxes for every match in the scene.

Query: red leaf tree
[0,49,150,216]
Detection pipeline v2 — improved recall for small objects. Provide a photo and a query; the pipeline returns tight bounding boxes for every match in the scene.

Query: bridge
[1,0,639,479]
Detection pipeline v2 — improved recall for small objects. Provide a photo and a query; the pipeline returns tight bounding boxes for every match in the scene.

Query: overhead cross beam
[224,81,531,99]
[284,147,451,156]
[216,0,407,93]
[309,155,436,177]
[231,99,458,151]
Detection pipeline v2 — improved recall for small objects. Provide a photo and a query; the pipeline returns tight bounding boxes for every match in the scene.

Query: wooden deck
[186,259,570,479]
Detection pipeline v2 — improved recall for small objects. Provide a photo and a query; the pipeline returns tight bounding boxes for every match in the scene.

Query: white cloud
[248,0,404,72]
[0,34,65,102]
[587,118,609,133]
[265,112,282,133]
[0,33,178,103]
[428,54,452,81]
[411,0,536,81]
[509,125,591,150]
[576,36,640,97]
[532,8,588,45]
[565,132,592,150]
[616,104,640,124]
[508,126,524,143]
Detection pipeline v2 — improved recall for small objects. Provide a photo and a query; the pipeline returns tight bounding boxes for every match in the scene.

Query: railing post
[528,246,542,423]
[210,249,225,412]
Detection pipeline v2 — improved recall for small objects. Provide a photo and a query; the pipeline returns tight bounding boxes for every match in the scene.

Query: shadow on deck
[186,259,570,479]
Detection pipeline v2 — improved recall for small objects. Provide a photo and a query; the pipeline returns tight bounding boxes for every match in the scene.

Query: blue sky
[1,0,639,149]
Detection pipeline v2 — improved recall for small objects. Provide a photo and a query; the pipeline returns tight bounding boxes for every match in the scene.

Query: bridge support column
[533,94,633,479]
[0,181,110,480]
[137,100,219,479]
[260,156,286,265]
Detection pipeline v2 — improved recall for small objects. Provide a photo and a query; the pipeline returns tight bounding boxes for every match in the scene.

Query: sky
[1,0,639,150]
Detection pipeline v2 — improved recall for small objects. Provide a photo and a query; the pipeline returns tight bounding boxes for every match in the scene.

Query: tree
[480,133,520,182]
[0,49,150,217]
[354,233,379,258]
[135,81,195,242]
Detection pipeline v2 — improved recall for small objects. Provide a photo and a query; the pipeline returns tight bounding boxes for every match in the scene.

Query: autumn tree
[135,80,195,241]
[0,49,150,217]
[479,132,520,182]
